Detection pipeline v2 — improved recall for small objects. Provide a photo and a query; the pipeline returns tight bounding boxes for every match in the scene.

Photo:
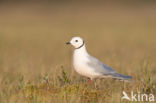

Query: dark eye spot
[75,40,78,42]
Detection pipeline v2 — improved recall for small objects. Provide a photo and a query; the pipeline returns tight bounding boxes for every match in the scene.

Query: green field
[0,1,156,103]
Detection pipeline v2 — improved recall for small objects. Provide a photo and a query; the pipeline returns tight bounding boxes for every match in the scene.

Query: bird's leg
[94,79,98,89]
[87,78,97,89]
[87,78,92,84]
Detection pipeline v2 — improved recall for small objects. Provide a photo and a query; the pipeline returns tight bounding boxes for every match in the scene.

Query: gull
[66,36,132,82]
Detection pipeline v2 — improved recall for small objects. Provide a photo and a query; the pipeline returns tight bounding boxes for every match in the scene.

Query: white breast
[73,47,100,79]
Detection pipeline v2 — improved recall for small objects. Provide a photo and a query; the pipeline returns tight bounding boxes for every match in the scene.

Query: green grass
[0,2,156,103]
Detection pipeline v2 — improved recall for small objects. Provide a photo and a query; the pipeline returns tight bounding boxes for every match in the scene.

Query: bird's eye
[75,40,78,42]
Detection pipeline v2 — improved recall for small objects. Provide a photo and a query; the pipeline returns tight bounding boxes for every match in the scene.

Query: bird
[66,36,132,82]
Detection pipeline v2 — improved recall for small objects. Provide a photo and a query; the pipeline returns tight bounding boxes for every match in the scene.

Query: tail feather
[110,72,133,82]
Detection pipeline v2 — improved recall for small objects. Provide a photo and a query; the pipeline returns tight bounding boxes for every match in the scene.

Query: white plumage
[66,37,132,81]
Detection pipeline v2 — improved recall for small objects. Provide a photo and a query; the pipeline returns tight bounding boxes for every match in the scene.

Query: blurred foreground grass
[0,1,156,103]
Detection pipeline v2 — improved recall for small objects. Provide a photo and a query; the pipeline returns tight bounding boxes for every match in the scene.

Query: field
[0,1,156,103]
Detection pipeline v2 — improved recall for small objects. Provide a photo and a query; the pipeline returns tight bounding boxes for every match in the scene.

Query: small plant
[17,75,26,90]
[58,67,71,85]
[43,73,50,90]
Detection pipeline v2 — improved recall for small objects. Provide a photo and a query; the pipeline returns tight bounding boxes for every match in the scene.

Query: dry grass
[0,1,156,103]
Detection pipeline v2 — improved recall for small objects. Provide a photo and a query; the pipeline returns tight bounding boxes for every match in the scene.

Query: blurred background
[0,0,156,103]
[0,0,156,82]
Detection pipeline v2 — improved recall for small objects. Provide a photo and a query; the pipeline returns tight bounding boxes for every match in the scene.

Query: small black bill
[66,42,70,45]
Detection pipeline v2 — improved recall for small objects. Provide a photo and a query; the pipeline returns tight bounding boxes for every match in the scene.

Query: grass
[0,1,156,103]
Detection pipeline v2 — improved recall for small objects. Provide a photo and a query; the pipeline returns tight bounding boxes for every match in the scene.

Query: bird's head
[66,37,84,49]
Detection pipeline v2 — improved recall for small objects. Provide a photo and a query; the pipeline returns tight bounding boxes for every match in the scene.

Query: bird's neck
[74,45,89,57]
